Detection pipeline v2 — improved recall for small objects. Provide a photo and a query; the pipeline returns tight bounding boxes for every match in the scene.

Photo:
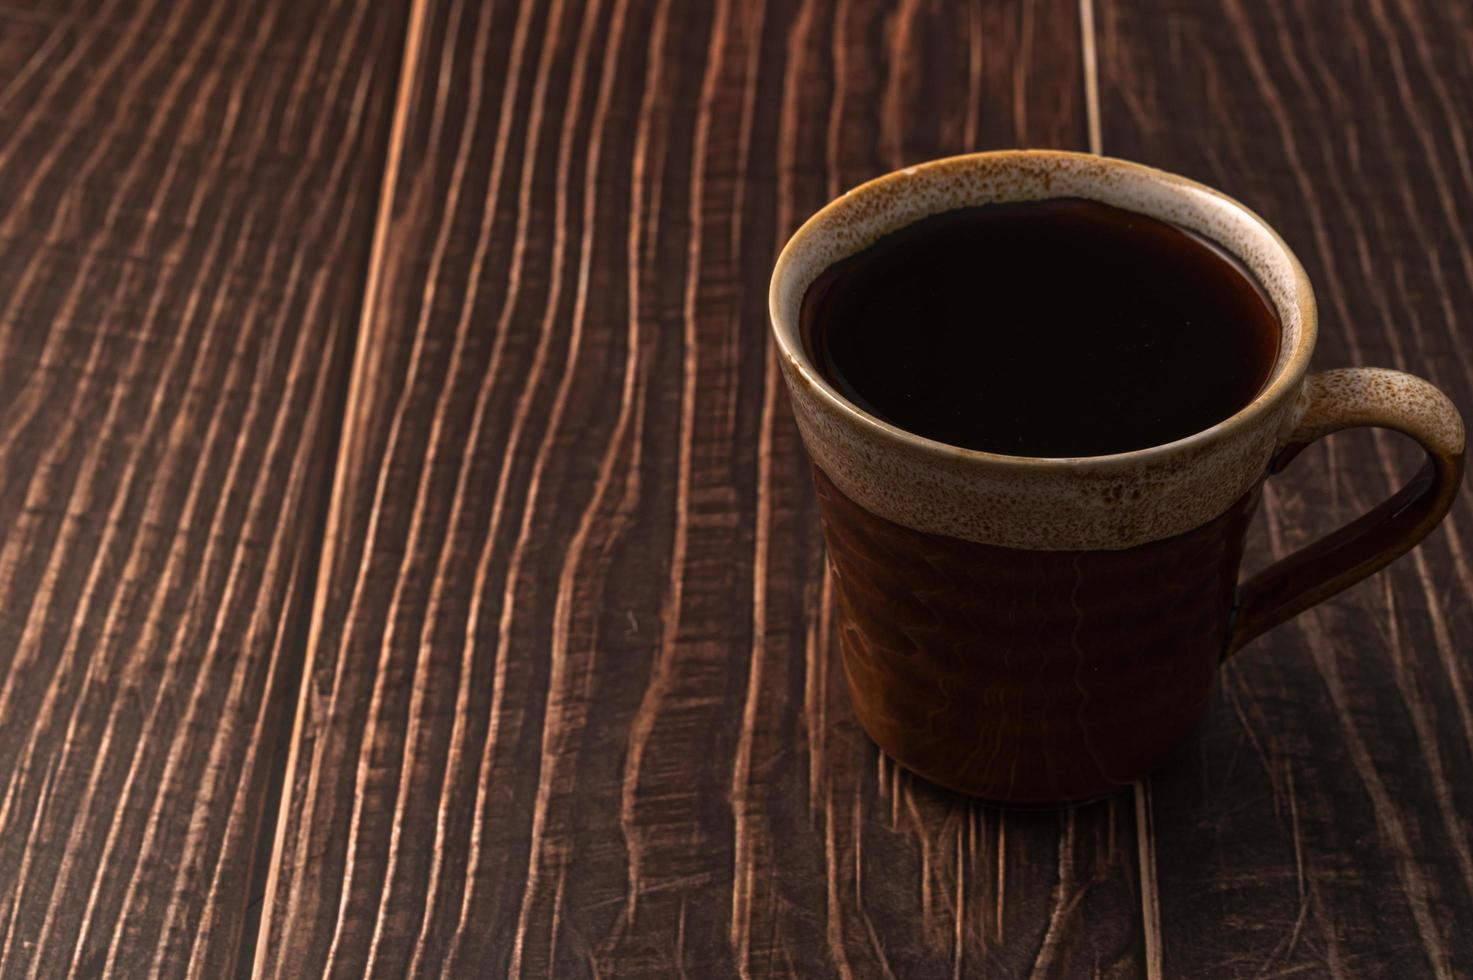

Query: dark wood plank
[0,0,409,975]
[1099,0,1473,975]
[258,0,1151,976]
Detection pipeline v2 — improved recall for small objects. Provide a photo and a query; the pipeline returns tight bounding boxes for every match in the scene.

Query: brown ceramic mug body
[769,151,1466,806]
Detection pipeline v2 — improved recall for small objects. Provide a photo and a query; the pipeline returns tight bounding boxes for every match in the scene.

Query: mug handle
[1226,368,1466,657]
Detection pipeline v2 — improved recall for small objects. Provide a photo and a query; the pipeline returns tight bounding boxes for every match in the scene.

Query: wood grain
[255,0,1157,976]
[0,0,409,975]
[8,0,1469,974]
[1100,0,1473,975]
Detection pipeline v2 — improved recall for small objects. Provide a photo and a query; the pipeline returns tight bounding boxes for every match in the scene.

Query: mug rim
[768,149,1319,472]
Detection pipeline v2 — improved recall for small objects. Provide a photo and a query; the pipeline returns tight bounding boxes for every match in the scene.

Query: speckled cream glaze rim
[769,150,1319,551]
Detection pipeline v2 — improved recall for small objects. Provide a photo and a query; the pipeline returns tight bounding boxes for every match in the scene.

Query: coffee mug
[768,150,1466,805]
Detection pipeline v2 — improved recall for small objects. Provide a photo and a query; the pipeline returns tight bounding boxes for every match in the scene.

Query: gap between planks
[247,0,432,975]
[1078,1,1159,974]
[1078,0,1102,154]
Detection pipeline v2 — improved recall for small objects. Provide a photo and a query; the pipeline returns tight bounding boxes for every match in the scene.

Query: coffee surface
[800,198,1281,457]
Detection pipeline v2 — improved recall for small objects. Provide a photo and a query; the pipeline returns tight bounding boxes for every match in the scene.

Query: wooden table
[3,0,1470,975]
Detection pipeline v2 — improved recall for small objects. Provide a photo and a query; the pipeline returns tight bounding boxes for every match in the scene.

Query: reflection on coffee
[801,198,1281,457]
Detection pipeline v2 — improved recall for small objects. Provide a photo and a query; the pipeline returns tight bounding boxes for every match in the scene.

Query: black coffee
[800,198,1281,457]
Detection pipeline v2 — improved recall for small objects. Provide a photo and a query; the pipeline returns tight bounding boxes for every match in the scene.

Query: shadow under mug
[768,150,1466,806]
